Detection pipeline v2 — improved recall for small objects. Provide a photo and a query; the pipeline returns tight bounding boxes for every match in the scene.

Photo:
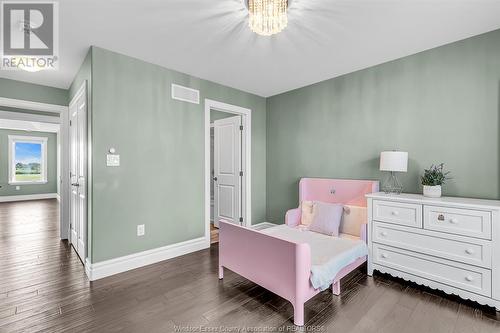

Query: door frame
[67,81,89,262]
[0,97,68,239]
[204,99,251,246]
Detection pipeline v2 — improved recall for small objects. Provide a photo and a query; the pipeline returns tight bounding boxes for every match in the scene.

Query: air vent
[171,84,200,104]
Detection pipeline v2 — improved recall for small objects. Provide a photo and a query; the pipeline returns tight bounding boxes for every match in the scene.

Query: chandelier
[247,0,289,36]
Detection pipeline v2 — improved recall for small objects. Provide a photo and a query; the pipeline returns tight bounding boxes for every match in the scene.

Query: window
[8,136,48,184]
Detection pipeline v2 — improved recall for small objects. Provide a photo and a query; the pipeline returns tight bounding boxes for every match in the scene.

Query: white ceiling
[1,0,500,97]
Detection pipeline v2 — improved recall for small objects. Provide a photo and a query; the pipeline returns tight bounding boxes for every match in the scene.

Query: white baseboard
[85,237,208,281]
[0,193,58,202]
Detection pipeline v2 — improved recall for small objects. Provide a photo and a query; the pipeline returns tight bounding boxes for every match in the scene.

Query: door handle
[71,183,80,187]
[213,177,217,181]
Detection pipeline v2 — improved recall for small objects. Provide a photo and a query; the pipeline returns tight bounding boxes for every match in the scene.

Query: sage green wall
[0,129,57,196]
[91,47,266,263]
[210,110,234,122]
[266,29,500,223]
[0,78,67,105]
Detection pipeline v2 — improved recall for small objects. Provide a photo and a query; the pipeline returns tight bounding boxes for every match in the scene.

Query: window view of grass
[14,142,43,182]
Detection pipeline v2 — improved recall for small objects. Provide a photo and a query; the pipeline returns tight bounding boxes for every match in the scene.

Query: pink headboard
[299,178,379,207]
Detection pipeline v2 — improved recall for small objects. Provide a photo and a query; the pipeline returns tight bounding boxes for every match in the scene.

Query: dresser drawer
[372,222,492,268]
[423,205,492,240]
[373,244,492,297]
[373,200,422,228]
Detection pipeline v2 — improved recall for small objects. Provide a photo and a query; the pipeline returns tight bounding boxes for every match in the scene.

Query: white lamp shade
[380,151,408,172]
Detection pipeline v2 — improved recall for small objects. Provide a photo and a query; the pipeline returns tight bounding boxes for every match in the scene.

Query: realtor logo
[1,1,58,71]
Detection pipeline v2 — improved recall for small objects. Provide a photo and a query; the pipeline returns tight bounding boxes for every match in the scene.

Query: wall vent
[171,84,200,104]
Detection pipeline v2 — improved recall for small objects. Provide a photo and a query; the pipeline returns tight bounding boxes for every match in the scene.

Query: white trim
[8,135,48,185]
[0,193,58,202]
[204,99,252,247]
[56,194,60,202]
[63,81,87,242]
[0,97,67,114]
[0,110,60,124]
[68,82,86,109]
[66,81,88,262]
[60,91,71,241]
[0,96,68,245]
[0,118,60,133]
[84,237,207,281]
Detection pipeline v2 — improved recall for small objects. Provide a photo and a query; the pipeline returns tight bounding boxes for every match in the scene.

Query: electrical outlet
[137,224,145,237]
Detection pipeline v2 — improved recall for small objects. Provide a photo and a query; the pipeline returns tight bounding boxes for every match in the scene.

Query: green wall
[266,29,500,223]
[0,129,57,196]
[90,47,266,262]
[0,78,67,106]
[211,110,235,122]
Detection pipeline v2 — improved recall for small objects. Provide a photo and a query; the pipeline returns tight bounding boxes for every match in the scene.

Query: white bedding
[260,224,367,291]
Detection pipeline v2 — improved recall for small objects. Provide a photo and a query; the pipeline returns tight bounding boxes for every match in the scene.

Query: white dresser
[366,192,500,310]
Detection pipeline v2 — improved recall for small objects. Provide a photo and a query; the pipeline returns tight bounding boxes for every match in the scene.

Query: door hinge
[239,217,243,223]
[69,120,72,126]
[239,171,243,176]
[239,125,243,131]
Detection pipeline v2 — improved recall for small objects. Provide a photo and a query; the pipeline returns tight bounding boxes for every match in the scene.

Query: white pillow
[340,205,367,237]
[300,201,314,226]
[309,202,344,237]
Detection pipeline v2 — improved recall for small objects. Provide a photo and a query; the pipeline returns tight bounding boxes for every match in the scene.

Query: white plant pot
[423,185,442,198]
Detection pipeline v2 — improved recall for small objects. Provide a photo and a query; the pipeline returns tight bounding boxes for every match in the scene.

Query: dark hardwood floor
[1,199,499,332]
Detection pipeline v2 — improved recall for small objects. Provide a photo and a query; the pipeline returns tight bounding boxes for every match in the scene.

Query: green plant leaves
[421,163,451,186]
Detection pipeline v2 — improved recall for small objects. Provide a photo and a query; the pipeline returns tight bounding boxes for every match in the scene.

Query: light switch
[106,154,120,167]
[137,224,145,236]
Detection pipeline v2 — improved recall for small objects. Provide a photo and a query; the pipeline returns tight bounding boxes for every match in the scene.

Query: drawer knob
[450,218,458,224]
[380,231,388,237]
[437,214,445,221]
[465,248,475,255]
[391,211,399,216]
[465,276,474,282]
[381,253,389,259]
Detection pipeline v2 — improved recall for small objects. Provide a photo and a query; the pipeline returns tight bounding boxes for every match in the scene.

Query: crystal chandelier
[248,0,288,36]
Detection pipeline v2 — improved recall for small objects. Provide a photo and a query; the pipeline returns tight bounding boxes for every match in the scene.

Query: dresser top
[366,192,500,210]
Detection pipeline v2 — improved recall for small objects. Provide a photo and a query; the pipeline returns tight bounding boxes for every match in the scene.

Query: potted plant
[421,163,451,198]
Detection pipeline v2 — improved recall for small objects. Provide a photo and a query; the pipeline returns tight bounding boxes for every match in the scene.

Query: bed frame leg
[332,281,340,296]
[293,302,304,326]
[218,265,224,280]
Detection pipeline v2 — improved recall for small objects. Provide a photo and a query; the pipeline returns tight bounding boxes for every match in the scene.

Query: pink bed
[218,178,379,326]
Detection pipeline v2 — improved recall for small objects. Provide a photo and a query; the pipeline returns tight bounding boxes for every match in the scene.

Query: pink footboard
[219,221,317,326]
[219,178,378,326]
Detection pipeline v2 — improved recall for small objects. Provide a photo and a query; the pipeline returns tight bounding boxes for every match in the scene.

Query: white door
[69,87,87,262]
[214,116,242,226]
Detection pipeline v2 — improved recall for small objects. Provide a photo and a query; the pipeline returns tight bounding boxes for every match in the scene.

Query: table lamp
[380,151,408,194]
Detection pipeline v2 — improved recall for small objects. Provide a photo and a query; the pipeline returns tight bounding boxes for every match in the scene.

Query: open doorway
[0,90,88,269]
[205,100,251,246]
[210,111,242,243]
[0,106,68,280]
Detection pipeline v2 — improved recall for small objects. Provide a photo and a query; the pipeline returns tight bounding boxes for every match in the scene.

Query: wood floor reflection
[1,199,499,332]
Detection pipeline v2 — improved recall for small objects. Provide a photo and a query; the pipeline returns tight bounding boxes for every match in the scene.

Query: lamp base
[383,171,403,194]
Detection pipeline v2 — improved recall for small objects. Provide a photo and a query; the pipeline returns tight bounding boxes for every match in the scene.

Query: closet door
[213,116,242,226]
[69,86,87,262]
